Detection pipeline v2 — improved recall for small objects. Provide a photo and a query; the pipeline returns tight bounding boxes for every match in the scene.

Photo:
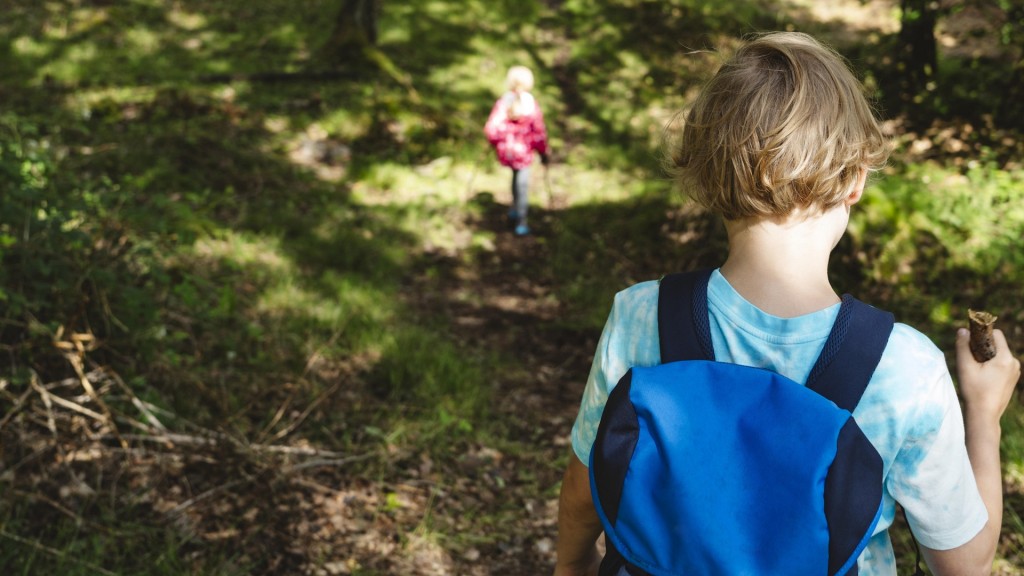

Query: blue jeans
[511,167,530,226]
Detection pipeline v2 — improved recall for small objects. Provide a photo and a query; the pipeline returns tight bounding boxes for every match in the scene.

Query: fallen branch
[167,477,250,518]
[268,379,342,443]
[259,321,348,443]
[104,368,168,432]
[0,379,35,431]
[29,372,58,436]
[32,378,106,423]
[112,432,349,458]
[63,352,125,448]
[283,454,378,474]
[10,488,106,532]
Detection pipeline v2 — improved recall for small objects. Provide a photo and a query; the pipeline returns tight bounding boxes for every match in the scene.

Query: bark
[325,0,380,50]
[898,0,938,95]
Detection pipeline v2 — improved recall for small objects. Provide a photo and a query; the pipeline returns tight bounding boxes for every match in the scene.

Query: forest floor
[1,185,608,576]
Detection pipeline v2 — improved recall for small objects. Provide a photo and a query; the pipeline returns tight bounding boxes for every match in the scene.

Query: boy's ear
[845,168,868,206]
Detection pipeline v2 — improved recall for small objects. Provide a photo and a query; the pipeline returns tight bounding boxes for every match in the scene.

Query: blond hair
[668,32,890,220]
[506,65,535,93]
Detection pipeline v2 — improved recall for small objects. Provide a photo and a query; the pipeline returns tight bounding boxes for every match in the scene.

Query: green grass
[0,505,247,576]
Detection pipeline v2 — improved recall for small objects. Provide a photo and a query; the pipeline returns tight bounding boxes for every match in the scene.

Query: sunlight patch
[38,5,109,40]
[125,26,161,55]
[40,42,98,82]
[12,36,50,59]
[257,275,391,332]
[193,233,294,275]
[1006,462,1024,489]
[776,0,899,34]
[166,8,207,31]
[258,284,347,326]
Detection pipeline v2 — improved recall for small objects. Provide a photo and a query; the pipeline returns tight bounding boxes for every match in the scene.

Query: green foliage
[0,114,159,372]
[854,163,1024,280]
[0,504,246,576]
[844,162,1024,357]
[0,116,74,317]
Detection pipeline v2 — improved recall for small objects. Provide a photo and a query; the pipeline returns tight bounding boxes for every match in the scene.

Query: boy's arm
[922,328,1020,576]
[552,452,602,576]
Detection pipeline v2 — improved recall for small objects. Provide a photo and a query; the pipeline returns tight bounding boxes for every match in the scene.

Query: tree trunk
[325,0,380,50]
[316,0,417,101]
[898,0,938,96]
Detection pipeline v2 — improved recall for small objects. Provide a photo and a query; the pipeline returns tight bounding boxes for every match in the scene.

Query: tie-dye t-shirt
[571,270,987,575]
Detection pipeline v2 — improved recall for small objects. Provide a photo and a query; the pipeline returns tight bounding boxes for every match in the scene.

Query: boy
[552,32,1020,575]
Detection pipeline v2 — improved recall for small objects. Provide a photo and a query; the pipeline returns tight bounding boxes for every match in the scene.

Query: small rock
[535,537,554,554]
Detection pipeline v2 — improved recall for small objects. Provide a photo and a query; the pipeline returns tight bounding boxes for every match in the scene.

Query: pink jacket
[484,92,549,170]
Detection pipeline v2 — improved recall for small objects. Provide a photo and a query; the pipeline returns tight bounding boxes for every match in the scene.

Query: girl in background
[485,65,550,236]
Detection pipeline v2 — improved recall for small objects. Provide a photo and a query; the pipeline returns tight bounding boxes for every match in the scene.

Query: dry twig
[259,323,348,443]
[113,432,348,458]
[29,372,58,436]
[0,379,35,431]
[63,350,126,448]
[104,368,168,432]
[31,376,105,423]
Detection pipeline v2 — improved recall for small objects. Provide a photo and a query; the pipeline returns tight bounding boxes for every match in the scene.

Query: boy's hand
[955,327,1020,420]
[552,553,599,576]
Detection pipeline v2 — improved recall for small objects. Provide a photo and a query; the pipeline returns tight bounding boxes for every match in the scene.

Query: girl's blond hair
[668,32,890,220]
[506,65,535,93]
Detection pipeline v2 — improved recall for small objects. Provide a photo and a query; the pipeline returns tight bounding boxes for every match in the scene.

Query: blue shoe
[514,224,530,236]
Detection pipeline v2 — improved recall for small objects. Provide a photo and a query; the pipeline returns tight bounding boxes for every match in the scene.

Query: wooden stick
[968,309,998,362]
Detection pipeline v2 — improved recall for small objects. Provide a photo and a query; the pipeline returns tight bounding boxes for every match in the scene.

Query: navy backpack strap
[660,271,894,411]
[806,296,895,412]
[657,270,714,362]
[811,298,892,576]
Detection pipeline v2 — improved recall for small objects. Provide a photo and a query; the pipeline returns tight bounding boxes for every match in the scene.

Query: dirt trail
[398,200,599,574]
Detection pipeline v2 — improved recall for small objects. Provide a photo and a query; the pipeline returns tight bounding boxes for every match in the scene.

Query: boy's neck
[720,207,847,318]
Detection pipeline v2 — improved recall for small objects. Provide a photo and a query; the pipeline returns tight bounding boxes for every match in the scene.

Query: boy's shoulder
[875,321,949,388]
[614,278,661,304]
[887,321,943,356]
[606,278,663,323]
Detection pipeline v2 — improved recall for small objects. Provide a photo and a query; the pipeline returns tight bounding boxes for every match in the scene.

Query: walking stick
[544,162,554,209]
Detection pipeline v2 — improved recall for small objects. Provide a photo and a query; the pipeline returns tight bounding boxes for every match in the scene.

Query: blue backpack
[589,270,894,576]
